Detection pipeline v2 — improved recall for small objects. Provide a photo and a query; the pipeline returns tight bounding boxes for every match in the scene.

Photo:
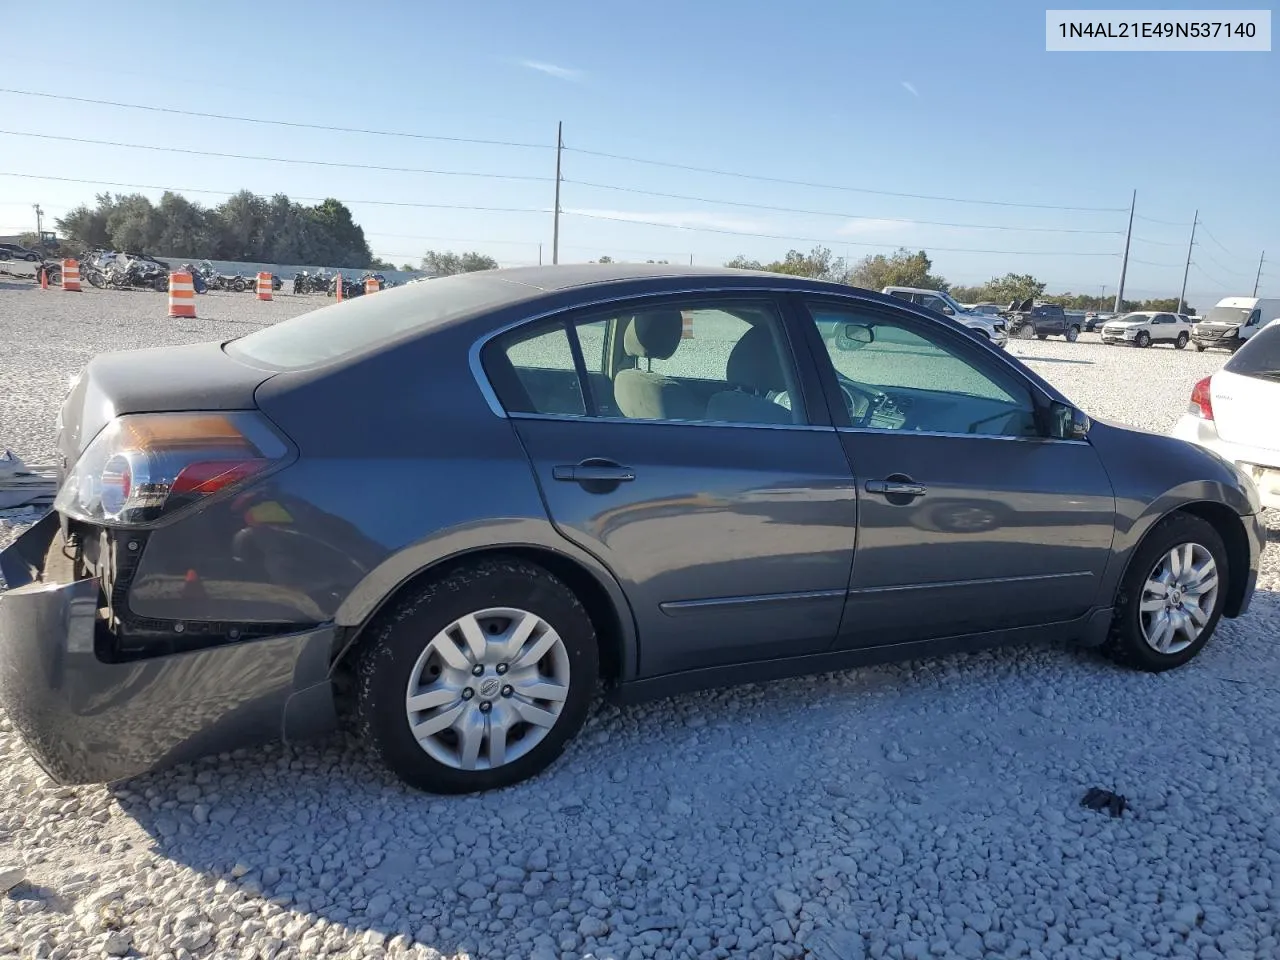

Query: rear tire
[356,557,598,794]
[1102,512,1228,673]
[1065,325,1080,342]
[1175,332,1189,349]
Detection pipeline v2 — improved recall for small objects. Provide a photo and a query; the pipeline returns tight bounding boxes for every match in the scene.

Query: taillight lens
[54,412,290,526]
[1188,376,1214,420]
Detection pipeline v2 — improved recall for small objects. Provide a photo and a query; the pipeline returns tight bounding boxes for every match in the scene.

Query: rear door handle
[865,479,927,498]
[553,461,636,483]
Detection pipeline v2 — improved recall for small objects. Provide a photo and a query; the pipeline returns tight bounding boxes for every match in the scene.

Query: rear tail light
[1188,376,1214,420]
[54,412,290,526]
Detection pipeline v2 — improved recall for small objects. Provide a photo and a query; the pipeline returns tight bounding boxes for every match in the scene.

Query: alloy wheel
[1139,542,1218,655]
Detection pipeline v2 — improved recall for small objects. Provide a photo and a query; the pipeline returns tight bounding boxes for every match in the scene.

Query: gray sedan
[0,265,1266,793]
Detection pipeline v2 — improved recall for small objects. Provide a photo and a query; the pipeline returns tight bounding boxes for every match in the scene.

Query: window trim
[790,293,1088,444]
[475,289,829,430]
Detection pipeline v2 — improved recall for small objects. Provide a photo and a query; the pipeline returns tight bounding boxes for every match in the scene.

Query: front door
[480,293,858,678]
[795,296,1117,649]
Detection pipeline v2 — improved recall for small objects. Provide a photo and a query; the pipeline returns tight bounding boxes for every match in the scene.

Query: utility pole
[1178,209,1198,315]
[538,243,543,267]
[1254,251,1265,296]
[552,121,563,266]
[32,203,43,237]
[689,253,694,266]
[1113,189,1135,313]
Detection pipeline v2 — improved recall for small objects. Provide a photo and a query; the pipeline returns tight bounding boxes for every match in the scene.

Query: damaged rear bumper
[0,512,338,784]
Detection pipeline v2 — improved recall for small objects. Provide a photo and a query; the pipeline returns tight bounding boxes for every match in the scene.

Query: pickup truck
[1099,311,1192,348]
[1003,300,1081,342]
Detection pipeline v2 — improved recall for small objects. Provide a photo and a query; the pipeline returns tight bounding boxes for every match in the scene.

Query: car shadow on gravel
[1013,355,1093,365]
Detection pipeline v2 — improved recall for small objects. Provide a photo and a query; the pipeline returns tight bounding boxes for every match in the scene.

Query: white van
[1191,297,1280,352]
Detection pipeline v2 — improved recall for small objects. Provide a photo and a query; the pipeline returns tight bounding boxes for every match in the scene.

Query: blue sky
[2,0,1275,305]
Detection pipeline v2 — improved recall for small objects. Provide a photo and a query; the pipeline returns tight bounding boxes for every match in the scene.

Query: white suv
[881,287,1009,349]
[1100,311,1192,349]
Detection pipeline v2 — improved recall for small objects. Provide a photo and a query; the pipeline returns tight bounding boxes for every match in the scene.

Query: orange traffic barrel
[335,273,344,302]
[256,272,273,301]
[364,276,380,295]
[61,259,81,292]
[168,271,196,318]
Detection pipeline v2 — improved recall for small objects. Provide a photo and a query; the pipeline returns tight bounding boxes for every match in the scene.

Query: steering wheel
[839,381,882,427]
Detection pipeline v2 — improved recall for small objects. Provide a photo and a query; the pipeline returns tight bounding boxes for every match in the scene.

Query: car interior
[487,304,1042,438]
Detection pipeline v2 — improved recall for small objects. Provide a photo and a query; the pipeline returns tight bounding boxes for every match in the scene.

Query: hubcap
[404,607,571,771]
[1140,542,1218,655]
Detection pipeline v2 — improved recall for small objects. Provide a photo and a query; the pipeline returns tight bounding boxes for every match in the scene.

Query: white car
[1173,319,1280,509]
[1100,311,1193,349]
[881,287,1009,349]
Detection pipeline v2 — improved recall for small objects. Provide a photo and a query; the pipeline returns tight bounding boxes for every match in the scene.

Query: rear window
[224,272,519,369]
[1224,323,1280,381]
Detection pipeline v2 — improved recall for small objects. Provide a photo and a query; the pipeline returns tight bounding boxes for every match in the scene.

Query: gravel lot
[1,283,1278,960]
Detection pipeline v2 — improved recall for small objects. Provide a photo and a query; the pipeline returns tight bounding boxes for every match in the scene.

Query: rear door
[795,295,1117,649]
[480,292,858,678]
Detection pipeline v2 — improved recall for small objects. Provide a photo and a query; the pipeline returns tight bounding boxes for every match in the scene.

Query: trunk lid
[1210,369,1280,451]
[58,341,277,472]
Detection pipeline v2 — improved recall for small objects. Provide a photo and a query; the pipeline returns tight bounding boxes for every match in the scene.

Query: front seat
[705,324,796,425]
[613,311,703,421]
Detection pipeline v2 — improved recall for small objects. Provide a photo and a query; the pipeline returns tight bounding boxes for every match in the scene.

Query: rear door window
[1224,324,1280,381]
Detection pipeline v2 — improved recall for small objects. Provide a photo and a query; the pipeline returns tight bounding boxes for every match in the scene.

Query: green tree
[421,250,499,275]
[1135,297,1192,314]
[847,248,945,290]
[368,257,395,270]
[399,263,416,271]
[595,255,614,263]
[982,273,1047,306]
[725,255,764,270]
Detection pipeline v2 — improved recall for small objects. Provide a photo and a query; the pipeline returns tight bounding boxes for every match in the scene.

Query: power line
[0,88,552,151]
[1134,213,1188,227]
[564,210,1118,256]
[1193,245,1254,280]
[0,131,553,182]
[564,179,1123,234]
[1191,260,1232,290]
[1130,234,1183,248]
[1196,222,1239,259]
[564,145,1126,213]
[0,172,549,214]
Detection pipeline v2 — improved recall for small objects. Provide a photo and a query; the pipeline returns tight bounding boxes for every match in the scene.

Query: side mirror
[941,305,955,316]
[834,323,874,351]
[1050,401,1090,440]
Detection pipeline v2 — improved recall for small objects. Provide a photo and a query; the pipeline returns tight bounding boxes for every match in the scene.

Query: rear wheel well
[332,547,628,698]
[1162,502,1252,617]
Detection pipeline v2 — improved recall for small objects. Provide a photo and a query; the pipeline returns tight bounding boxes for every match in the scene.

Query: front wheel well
[331,546,629,694]
[1163,502,1252,617]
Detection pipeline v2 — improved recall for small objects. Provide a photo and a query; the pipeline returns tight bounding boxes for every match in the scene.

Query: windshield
[225,272,521,369]
[936,291,966,313]
[1202,306,1253,326]
[1224,323,1280,380]
[1115,313,1151,323]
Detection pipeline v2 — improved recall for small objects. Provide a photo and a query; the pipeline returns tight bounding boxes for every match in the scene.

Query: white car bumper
[1172,414,1280,509]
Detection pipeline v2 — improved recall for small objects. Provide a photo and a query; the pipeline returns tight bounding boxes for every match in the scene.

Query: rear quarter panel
[127,311,638,671]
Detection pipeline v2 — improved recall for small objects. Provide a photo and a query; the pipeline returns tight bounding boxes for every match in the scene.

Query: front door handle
[865,478,927,498]
[552,460,636,483]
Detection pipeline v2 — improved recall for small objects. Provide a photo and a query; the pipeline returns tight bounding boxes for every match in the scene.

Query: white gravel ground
[1,283,1278,960]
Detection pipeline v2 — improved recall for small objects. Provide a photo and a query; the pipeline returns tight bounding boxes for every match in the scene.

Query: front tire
[356,558,598,794]
[1193,342,1205,352]
[1136,331,1151,348]
[1175,332,1189,349]
[1102,512,1228,672]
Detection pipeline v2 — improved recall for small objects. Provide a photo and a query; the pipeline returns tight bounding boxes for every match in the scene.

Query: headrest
[726,324,788,393]
[623,310,684,360]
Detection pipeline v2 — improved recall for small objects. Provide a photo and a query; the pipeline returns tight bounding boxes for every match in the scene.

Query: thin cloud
[520,60,584,82]
[836,218,911,237]
[901,80,920,98]
[566,208,767,233]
